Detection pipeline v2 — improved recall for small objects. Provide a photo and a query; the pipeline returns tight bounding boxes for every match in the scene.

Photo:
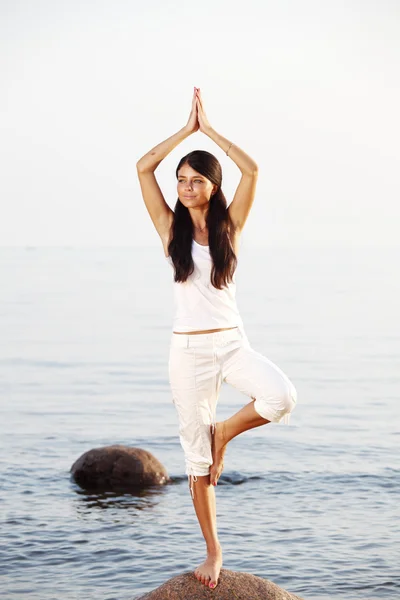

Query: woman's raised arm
[196,89,258,233]
[136,88,199,244]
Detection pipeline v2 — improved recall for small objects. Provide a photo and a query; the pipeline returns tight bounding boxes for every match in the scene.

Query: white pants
[168,326,297,499]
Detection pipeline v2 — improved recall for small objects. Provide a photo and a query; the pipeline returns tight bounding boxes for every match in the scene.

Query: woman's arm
[136,127,192,174]
[205,128,258,176]
[195,90,258,176]
[136,89,199,245]
[196,89,258,232]
[136,130,187,246]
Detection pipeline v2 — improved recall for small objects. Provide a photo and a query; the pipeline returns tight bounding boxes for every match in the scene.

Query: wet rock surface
[135,568,304,599]
[70,445,169,491]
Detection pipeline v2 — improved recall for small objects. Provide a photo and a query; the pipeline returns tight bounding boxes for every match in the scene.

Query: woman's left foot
[194,544,223,588]
[210,422,227,486]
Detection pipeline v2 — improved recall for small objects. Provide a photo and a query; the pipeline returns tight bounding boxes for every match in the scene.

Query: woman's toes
[209,581,217,589]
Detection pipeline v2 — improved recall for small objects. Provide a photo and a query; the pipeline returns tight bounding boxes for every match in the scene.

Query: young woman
[136,87,298,590]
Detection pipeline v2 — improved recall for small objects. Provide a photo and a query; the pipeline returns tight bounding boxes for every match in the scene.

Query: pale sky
[1,0,399,247]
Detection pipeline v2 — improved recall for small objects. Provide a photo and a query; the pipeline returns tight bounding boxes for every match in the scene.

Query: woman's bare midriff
[173,326,238,335]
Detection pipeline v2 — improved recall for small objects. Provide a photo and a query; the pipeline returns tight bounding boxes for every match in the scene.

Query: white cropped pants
[168,326,297,499]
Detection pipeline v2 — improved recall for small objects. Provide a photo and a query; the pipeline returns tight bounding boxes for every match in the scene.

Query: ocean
[0,244,398,599]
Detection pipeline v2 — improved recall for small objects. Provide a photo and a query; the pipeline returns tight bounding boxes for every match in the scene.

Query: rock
[70,445,169,491]
[136,568,304,599]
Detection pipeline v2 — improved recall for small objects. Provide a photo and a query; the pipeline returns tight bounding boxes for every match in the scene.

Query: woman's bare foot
[210,422,228,486]
[194,544,223,588]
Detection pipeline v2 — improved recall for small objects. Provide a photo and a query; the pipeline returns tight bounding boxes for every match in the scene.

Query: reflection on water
[71,484,169,512]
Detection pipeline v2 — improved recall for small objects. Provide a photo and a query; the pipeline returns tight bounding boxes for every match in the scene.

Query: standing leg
[191,474,223,589]
[169,340,223,589]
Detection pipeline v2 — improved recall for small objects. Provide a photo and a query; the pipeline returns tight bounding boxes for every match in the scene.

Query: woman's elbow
[136,160,147,173]
[243,164,259,177]
[136,159,158,174]
[251,162,259,176]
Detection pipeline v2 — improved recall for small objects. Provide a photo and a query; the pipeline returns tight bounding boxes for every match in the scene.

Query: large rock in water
[136,568,304,599]
[70,445,169,491]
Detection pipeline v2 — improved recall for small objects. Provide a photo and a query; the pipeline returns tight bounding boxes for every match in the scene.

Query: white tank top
[165,239,244,333]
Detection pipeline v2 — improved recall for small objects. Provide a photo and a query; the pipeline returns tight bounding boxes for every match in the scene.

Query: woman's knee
[255,378,297,422]
[286,379,298,410]
[179,424,212,477]
[181,453,211,477]
[276,377,297,413]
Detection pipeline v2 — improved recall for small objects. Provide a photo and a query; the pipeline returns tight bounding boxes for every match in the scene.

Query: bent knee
[255,379,297,421]
[280,380,297,415]
[286,379,297,409]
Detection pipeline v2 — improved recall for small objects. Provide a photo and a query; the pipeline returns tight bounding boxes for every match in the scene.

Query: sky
[1,0,399,247]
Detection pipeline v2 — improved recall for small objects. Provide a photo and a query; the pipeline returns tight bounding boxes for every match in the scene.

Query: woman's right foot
[210,422,228,486]
[194,545,223,588]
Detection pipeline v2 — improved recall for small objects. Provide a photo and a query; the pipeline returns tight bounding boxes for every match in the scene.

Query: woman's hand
[184,87,200,134]
[196,88,213,134]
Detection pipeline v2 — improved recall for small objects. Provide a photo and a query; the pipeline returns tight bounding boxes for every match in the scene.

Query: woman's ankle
[206,542,222,555]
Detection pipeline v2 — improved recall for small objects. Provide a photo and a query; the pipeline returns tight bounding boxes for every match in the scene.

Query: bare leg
[191,399,268,588]
[191,474,223,589]
[210,398,269,486]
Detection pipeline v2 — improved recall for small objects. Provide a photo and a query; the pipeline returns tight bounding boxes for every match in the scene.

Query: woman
[136,87,297,590]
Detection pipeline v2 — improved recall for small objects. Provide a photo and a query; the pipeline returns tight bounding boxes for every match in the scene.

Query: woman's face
[177,163,217,208]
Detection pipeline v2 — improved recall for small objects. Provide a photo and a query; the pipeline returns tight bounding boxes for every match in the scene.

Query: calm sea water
[0,244,399,600]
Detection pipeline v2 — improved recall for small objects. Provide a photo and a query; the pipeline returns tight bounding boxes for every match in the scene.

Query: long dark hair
[167,150,237,290]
